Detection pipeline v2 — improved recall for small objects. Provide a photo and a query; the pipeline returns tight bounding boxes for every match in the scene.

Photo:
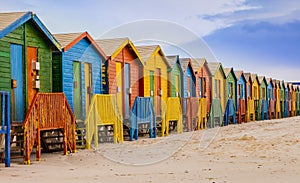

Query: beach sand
[1,116,300,183]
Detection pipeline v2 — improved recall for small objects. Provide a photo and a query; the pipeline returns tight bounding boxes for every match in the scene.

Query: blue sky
[1,0,299,81]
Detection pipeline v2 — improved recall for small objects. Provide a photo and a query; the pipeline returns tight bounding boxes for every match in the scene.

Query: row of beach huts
[0,11,299,167]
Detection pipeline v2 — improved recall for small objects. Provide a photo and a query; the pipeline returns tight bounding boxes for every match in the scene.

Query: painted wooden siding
[0,21,53,113]
[196,65,211,113]
[52,52,62,92]
[213,69,226,111]
[107,45,143,118]
[60,38,103,119]
[184,66,196,98]
[267,83,274,101]
[169,63,182,97]
[225,72,237,109]
[252,79,259,100]
[260,81,267,100]
[237,76,246,109]
[143,54,168,113]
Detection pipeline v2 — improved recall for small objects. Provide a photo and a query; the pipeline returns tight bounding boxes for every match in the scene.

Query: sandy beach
[1,116,300,183]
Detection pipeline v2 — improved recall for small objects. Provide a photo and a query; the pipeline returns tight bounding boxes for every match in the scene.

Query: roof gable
[0,11,61,51]
[54,32,107,59]
[136,45,170,67]
[95,37,144,65]
[207,62,226,78]
[166,55,180,68]
[234,70,246,83]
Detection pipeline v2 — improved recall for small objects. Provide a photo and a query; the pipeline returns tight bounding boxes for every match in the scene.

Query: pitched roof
[54,32,107,58]
[191,58,206,71]
[266,78,273,86]
[179,58,191,72]
[135,45,160,61]
[0,11,61,50]
[95,37,128,56]
[234,70,243,80]
[135,45,169,67]
[53,32,83,48]
[258,76,267,85]
[166,55,179,68]
[223,68,232,77]
[243,73,252,82]
[207,62,224,76]
[0,12,27,32]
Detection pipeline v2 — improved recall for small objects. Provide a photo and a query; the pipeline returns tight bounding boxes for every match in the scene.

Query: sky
[1,0,299,82]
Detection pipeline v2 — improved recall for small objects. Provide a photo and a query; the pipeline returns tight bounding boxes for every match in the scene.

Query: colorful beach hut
[136,45,170,118]
[251,74,260,120]
[266,78,275,119]
[96,38,144,119]
[53,32,107,121]
[166,55,183,97]
[282,81,289,118]
[179,58,198,131]
[244,73,255,121]
[287,83,293,117]
[234,70,247,123]
[0,11,61,122]
[223,68,237,125]
[192,58,211,129]
[274,80,282,118]
[258,76,268,120]
[179,58,196,98]
[291,84,296,116]
[296,85,300,115]
[0,12,76,164]
[207,62,226,127]
[193,58,211,113]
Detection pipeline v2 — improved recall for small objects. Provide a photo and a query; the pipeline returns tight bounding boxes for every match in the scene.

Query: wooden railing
[162,97,182,136]
[23,93,76,164]
[197,98,207,130]
[181,97,199,131]
[275,99,281,118]
[268,99,275,119]
[209,99,223,128]
[238,99,246,124]
[84,94,123,149]
[224,99,236,126]
[129,97,156,141]
[246,99,255,122]
[0,91,10,167]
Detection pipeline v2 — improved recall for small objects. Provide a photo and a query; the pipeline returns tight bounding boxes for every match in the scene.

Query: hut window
[198,77,206,98]
[268,88,273,100]
[247,85,251,98]
[238,84,243,99]
[262,88,266,99]
[228,82,233,98]
[214,79,221,99]
[203,78,206,97]
[187,76,191,97]
[254,86,258,100]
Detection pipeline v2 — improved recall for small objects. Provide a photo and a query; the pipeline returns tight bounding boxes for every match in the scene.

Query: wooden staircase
[22,92,76,164]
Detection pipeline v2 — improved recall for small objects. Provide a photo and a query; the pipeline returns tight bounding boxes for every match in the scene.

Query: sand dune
[1,116,300,183]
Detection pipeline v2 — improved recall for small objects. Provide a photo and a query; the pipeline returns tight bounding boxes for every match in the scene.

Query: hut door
[156,68,161,116]
[187,76,191,97]
[84,63,92,116]
[116,62,123,115]
[27,47,38,107]
[10,44,24,121]
[150,70,154,103]
[175,75,180,97]
[124,63,130,119]
[73,62,82,119]
[198,78,202,98]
